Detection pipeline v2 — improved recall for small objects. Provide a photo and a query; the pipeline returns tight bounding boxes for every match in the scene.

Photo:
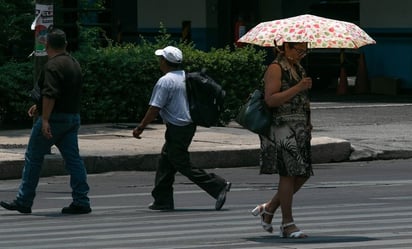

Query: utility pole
[32,1,53,154]
[32,0,53,88]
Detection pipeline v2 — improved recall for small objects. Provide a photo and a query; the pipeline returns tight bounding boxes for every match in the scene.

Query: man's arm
[41,96,55,139]
[132,106,161,139]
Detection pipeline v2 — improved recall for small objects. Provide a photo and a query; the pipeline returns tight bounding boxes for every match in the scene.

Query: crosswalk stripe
[2,201,412,249]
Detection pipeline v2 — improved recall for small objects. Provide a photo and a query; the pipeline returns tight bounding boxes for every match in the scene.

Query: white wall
[137,0,207,28]
[361,0,412,28]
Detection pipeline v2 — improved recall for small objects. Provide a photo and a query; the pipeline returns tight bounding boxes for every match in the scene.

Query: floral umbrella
[237,14,376,49]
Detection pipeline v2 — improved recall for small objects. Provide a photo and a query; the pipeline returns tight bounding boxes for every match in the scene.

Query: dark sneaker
[61,203,92,214]
[0,200,32,214]
[215,182,231,211]
[148,202,174,211]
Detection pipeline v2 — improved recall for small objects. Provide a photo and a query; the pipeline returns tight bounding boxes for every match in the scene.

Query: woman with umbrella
[239,14,375,239]
[251,41,313,238]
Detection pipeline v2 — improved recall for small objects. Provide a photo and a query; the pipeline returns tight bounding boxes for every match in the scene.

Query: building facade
[92,0,412,91]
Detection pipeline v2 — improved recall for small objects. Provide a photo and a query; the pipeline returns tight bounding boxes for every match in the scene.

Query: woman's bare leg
[263,176,309,225]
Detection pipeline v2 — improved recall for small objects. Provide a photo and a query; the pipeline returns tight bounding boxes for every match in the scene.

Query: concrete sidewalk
[0,122,352,180]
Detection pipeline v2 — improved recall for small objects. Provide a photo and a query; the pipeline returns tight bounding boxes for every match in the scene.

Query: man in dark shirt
[0,28,91,214]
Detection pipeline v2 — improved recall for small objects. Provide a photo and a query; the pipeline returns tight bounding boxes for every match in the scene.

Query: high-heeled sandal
[251,204,274,233]
[279,222,307,238]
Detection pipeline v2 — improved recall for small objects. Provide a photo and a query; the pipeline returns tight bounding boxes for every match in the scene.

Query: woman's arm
[264,63,312,108]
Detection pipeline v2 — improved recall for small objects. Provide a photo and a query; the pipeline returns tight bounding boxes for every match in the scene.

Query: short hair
[164,58,181,68]
[47,27,67,49]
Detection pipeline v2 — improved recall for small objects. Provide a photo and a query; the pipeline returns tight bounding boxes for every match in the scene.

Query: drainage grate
[79,134,129,140]
[0,144,27,149]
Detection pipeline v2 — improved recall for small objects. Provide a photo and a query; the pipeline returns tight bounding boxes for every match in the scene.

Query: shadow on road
[246,235,375,244]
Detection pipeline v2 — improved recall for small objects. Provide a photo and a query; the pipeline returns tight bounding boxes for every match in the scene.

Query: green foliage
[0,60,34,127]
[0,32,267,128]
[0,0,33,64]
[74,44,162,123]
[77,0,111,51]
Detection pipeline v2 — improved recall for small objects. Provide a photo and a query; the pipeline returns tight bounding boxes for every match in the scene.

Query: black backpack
[185,69,225,127]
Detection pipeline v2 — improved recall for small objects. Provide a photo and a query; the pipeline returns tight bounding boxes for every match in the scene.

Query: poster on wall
[31,4,53,56]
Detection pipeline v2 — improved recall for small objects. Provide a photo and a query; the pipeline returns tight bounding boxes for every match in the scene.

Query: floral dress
[259,55,313,177]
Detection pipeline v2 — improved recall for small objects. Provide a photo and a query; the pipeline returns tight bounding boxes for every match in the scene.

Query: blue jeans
[16,113,90,208]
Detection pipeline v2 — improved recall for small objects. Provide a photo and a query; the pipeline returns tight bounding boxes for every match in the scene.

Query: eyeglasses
[293,47,308,56]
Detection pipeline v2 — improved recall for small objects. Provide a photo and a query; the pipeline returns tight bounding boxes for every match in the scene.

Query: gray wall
[137,0,207,28]
[361,0,412,28]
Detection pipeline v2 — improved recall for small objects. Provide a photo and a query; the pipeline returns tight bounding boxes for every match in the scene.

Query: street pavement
[2,160,412,248]
[1,93,412,180]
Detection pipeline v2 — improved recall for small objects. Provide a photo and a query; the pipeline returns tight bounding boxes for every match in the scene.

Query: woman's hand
[298,77,312,91]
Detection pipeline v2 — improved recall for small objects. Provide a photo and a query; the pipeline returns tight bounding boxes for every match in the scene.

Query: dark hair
[163,57,181,68]
[278,42,301,52]
[286,42,301,48]
[47,27,67,49]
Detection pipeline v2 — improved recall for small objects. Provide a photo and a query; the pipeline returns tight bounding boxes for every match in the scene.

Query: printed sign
[32,4,53,56]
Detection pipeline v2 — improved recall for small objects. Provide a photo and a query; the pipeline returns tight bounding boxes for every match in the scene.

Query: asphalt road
[1,158,412,248]
[311,101,412,153]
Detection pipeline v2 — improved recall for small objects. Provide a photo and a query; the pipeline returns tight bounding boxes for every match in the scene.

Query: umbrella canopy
[237,14,376,49]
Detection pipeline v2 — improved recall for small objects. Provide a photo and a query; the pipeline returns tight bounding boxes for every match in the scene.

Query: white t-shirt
[149,70,192,126]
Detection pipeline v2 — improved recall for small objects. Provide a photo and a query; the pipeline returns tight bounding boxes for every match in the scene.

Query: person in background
[252,42,313,238]
[0,28,91,215]
[133,46,231,211]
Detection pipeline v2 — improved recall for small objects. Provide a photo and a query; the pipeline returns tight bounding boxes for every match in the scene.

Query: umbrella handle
[340,48,345,65]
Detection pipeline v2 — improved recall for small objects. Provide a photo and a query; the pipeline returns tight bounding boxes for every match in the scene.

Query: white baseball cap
[155,46,183,64]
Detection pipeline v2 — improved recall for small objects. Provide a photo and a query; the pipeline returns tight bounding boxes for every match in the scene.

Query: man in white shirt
[133,46,231,211]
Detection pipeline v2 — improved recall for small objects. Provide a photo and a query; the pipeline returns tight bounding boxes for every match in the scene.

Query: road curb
[0,137,353,180]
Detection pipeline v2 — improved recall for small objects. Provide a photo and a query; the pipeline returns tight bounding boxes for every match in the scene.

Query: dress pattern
[259,55,313,176]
